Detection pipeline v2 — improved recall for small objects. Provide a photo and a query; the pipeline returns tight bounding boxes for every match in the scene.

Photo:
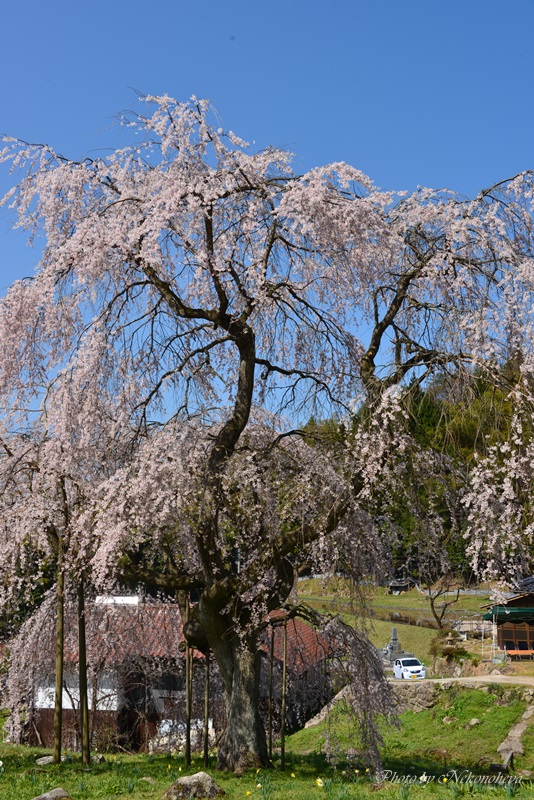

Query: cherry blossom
[2,97,534,769]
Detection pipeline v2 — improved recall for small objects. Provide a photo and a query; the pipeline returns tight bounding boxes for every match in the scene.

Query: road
[391,675,534,686]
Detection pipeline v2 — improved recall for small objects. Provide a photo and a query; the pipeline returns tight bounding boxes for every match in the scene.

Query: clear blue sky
[1,0,533,291]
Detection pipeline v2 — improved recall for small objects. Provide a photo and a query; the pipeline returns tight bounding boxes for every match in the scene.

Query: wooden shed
[482,594,534,655]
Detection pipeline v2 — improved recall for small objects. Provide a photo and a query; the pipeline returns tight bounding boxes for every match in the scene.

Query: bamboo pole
[268,625,274,760]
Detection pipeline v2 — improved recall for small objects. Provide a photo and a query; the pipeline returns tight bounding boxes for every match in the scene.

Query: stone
[36,756,70,766]
[163,771,225,799]
[393,681,438,713]
[31,790,72,800]
[442,716,457,724]
[468,718,480,727]
[140,776,157,785]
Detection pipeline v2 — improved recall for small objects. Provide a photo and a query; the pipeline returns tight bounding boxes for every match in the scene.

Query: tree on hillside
[1,97,534,770]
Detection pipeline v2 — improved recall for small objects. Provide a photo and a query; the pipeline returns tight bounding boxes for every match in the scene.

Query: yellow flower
[355,769,359,774]
[316,778,324,788]
[441,777,448,784]
[168,764,171,770]
[291,773,296,778]
[365,768,369,773]
[246,792,252,797]
[256,768,261,774]
[256,783,262,789]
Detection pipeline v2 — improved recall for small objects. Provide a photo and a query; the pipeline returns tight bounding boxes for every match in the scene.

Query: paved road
[391,675,534,686]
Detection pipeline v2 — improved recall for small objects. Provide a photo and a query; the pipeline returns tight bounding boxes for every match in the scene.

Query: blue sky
[1,0,534,291]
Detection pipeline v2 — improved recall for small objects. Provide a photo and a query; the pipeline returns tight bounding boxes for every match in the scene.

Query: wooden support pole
[280,619,287,771]
[77,579,90,765]
[268,626,274,760]
[53,550,65,765]
[185,596,192,766]
[203,651,210,767]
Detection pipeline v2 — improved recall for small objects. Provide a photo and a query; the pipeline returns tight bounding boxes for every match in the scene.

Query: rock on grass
[162,771,225,799]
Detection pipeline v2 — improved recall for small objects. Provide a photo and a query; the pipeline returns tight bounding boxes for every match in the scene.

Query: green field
[298,580,454,666]
[1,686,533,799]
[1,584,531,798]
[298,578,491,621]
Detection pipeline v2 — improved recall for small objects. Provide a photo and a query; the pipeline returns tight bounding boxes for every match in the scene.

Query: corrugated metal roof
[482,606,534,623]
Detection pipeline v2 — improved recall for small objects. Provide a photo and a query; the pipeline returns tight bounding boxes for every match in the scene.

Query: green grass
[297,601,438,666]
[0,746,529,800]
[288,687,527,768]
[356,617,437,666]
[0,688,532,799]
[298,579,492,669]
[514,722,534,773]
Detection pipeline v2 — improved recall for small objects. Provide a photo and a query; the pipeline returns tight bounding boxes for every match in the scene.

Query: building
[482,593,534,655]
[13,598,336,750]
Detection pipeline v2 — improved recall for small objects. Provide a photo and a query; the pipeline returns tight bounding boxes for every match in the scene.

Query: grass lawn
[298,578,440,665]
[0,745,529,800]
[1,687,532,799]
[2,584,531,798]
[516,724,534,773]
[287,686,527,772]
[355,617,436,666]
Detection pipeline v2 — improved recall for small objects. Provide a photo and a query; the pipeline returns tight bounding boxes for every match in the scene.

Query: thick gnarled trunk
[194,594,268,772]
[213,635,268,772]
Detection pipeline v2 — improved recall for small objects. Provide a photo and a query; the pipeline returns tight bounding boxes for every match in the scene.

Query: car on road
[393,657,426,680]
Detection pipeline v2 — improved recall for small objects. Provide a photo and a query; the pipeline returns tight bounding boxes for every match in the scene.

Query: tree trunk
[210,632,268,772]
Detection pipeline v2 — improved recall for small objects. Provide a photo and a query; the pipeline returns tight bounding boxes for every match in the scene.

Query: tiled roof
[30,600,331,676]
[263,613,332,673]
[62,602,195,665]
[518,577,534,593]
